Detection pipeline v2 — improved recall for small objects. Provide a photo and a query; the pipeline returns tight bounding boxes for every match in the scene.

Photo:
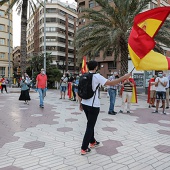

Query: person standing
[147,76,156,108]
[152,71,167,114]
[36,68,47,108]
[160,73,169,109]
[119,78,134,113]
[0,76,8,93]
[108,72,119,115]
[19,76,31,104]
[79,60,131,155]
[74,76,79,102]
[60,74,68,99]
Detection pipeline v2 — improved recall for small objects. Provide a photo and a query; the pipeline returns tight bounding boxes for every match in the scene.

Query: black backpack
[78,73,100,102]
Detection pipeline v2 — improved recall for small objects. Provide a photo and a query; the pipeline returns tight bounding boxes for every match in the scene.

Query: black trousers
[1,85,7,93]
[81,104,100,150]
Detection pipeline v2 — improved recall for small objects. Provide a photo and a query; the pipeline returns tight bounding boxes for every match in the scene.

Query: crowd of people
[1,61,170,155]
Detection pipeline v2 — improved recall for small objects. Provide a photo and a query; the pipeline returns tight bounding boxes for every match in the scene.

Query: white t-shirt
[81,73,107,108]
[155,77,168,92]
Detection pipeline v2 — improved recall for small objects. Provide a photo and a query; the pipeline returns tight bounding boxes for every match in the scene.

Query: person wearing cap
[35,68,48,108]
[108,72,119,115]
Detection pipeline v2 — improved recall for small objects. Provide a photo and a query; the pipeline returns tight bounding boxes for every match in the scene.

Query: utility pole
[43,0,46,71]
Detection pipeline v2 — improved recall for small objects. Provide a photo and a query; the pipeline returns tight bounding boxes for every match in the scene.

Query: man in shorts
[60,74,68,99]
[152,71,167,115]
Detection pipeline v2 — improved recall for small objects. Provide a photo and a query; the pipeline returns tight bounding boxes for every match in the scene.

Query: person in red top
[36,68,47,108]
[0,75,8,93]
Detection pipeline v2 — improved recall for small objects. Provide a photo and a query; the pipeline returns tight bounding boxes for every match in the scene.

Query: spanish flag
[81,56,88,74]
[128,7,170,70]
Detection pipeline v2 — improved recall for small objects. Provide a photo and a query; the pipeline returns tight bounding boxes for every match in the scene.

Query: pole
[43,0,46,71]
[8,2,11,87]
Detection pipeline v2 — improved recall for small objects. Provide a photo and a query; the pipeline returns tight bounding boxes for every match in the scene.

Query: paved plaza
[0,88,170,170]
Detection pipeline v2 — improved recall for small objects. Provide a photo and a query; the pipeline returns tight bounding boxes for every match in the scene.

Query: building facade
[76,0,170,85]
[0,3,13,78]
[27,0,78,74]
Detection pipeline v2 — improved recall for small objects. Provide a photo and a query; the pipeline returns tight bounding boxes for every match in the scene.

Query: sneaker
[41,105,44,108]
[163,112,166,115]
[119,110,123,113]
[152,105,156,107]
[90,141,100,148]
[152,110,158,113]
[127,111,131,114]
[148,105,151,108]
[81,148,91,155]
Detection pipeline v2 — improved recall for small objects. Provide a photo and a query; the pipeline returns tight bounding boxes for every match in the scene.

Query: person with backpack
[78,60,131,155]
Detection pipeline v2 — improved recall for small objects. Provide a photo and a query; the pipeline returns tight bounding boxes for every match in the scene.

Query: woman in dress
[19,76,31,104]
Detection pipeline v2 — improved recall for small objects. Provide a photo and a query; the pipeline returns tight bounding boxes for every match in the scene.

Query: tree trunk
[20,0,28,75]
[120,37,128,76]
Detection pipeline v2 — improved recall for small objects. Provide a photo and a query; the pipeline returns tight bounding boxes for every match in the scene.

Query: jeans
[81,104,100,150]
[108,88,117,112]
[37,88,45,106]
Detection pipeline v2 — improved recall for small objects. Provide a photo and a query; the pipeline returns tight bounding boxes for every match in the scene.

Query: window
[0,53,5,59]
[46,8,56,13]
[0,38,5,45]
[58,37,66,43]
[46,18,56,23]
[150,2,157,9]
[107,49,112,56]
[0,10,4,17]
[60,19,66,25]
[58,28,66,34]
[89,1,95,8]
[58,46,66,52]
[59,10,66,16]
[46,27,56,32]
[68,23,74,29]
[68,14,74,20]
[108,61,117,69]
[0,67,5,76]
[46,36,56,42]
[0,24,5,31]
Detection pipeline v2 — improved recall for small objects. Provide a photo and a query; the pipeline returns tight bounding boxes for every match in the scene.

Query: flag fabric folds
[81,56,88,74]
[128,7,170,70]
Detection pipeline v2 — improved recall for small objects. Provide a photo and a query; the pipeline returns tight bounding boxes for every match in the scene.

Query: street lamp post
[43,0,46,71]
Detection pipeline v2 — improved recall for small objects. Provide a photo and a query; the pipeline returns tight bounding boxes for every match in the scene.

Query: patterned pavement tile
[1,90,170,169]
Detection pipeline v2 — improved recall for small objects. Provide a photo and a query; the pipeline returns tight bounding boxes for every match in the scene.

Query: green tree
[27,53,62,88]
[0,0,42,75]
[75,0,170,75]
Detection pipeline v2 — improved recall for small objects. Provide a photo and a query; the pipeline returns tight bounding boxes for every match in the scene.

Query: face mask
[22,77,24,79]
[158,74,162,77]
[41,71,45,74]
[63,75,65,78]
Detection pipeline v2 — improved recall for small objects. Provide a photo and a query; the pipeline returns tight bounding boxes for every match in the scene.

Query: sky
[13,0,76,47]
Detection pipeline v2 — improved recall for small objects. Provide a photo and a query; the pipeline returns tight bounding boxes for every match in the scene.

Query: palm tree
[0,0,42,75]
[75,0,170,75]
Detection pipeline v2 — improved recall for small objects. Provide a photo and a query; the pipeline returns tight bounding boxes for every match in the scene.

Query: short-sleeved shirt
[61,77,68,87]
[36,74,47,89]
[81,73,107,108]
[164,77,169,88]
[155,77,167,92]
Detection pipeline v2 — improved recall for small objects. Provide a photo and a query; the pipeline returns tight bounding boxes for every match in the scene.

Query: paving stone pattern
[0,89,170,170]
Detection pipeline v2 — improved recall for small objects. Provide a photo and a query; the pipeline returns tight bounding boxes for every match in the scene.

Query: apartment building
[27,0,78,74]
[76,0,170,87]
[0,3,13,78]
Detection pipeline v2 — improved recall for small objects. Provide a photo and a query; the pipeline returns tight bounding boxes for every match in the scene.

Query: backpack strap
[92,83,100,107]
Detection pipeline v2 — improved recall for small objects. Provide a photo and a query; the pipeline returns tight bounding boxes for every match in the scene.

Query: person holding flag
[119,77,137,114]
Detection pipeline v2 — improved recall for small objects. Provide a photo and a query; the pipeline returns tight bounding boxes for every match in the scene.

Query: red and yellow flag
[81,56,88,74]
[128,7,170,70]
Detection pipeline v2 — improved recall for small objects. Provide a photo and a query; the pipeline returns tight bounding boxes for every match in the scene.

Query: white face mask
[22,77,24,79]
[41,71,45,74]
